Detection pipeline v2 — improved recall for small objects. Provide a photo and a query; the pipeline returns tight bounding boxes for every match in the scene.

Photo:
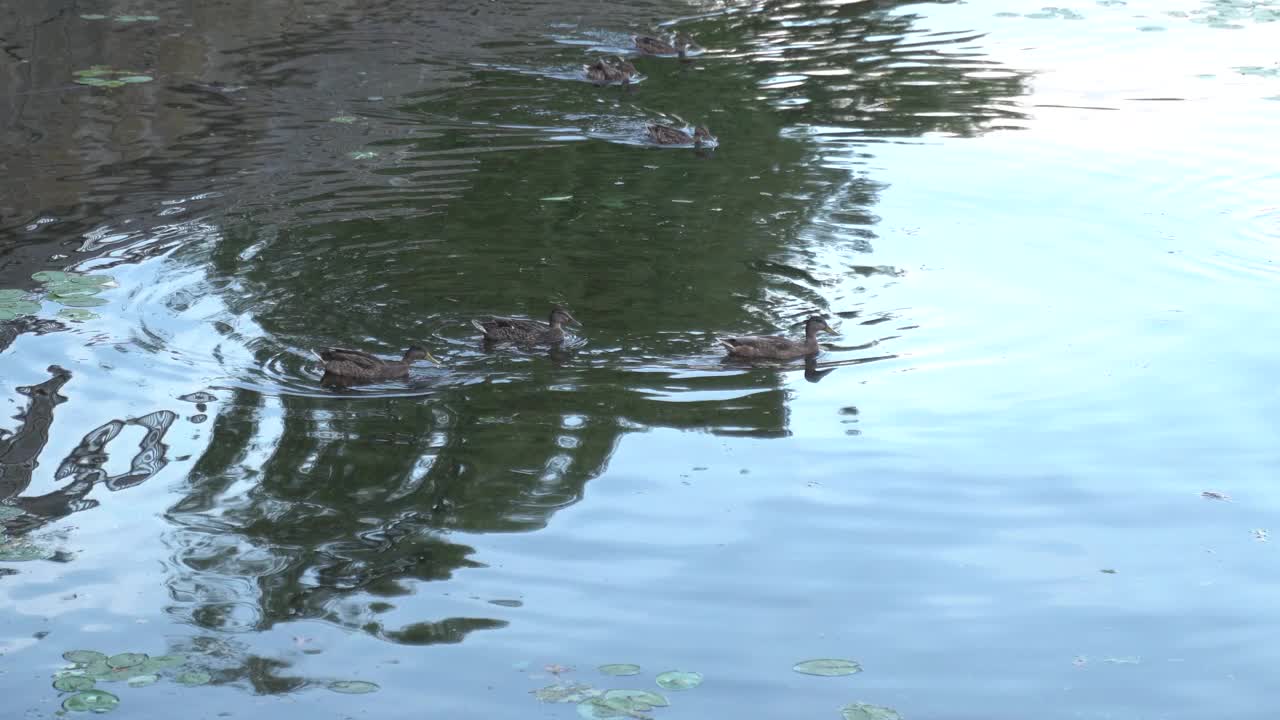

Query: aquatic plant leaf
[115,15,160,22]
[73,67,113,78]
[655,670,702,690]
[0,300,41,316]
[328,680,379,694]
[54,297,109,307]
[0,289,27,300]
[0,309,16,321]
[64,648,107,666]
[62,690,119,713]
[145,654,186,669]
[79,661,115,680]
[534,682,600,703]
[33,271,68,283]
[118,76,153,84]
[64,274,114,286]
[107,653,147,669]
[577,699,628,719]
[126,674,158,687]
[793,658,862,676]
[541,195,573,201]
[598,664,641,676]
[841,703,903,720]
[76,77,124,88]
[46,283,102,298]
[80,14,108,19]
[53,676,96,692]
[0,538,55,560]
[602,689,668,708]
[329,115,358,124]
[58,308,99,322]
[175,671,211,686]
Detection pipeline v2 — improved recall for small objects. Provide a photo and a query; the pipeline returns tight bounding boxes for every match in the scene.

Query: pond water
[2,0,1278,717]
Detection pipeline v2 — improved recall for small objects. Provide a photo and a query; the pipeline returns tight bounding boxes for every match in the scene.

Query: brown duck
[646,122,715,147]
[472,307,580,345]
[584,56,638,86]
[315,346,438,383]
[633,32,699,58]
[719,316,836,360]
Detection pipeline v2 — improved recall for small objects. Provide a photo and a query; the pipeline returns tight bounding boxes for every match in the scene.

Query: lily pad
[126,674,158,687]
[32,271,68,283]
[115,15,160,22]
[841,703,903,720]
[535,682,601,703]
[175,671,211,686]
[53,676,97,692]
[328,680,379,694]
[54,297,109,308]
[577,699,627,719]
[63,648,106,666]
[46,284,103,299]
[598,664,641,676]
[62,690,119,713]
[602,688,668,709]
[655,670,702,690]
[63,274,114,286]
[0,289,28,300]
[793,658,862,676]
[145,654,186,669]
[107,653,146,669]
[80,14,108,19]
[329,115,358,124]
[0,538,55,560]
[0,300,41,320]
[118,75,153,84]
[58,308,99,322]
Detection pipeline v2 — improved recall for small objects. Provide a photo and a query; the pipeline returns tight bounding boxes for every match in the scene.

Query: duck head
[404,345,442,365]
[550,307,581,327]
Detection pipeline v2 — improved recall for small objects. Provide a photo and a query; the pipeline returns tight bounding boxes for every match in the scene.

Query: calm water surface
[1,0,1278,717]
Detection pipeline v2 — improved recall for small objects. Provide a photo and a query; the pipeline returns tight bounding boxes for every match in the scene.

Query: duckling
[472,306,581,345]
[315,346,437,383]
[719,316,836,360]
[633,31,699,59]
[646,122,715,147]
[584,56,638,86]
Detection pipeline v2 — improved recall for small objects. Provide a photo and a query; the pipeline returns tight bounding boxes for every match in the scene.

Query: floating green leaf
[73,67,151,88]
[115,15,160,22]
[655,670,702,690]
[598,664,641,677]
[107,653,146,669]
[793,658,862,677]
[47,284,102,299]
[841,703,903,720]
[54,297,109,308]
[0,537,55,560]
[0,289,27,301]
[541,195,573,202]
[535,682,600,703]
[33,271,68,283]
[577,699,626,719]
[53,676,96,692]
[328,680,379,694]
[602,689,668,710]
[118,76,153,84]
[64,274,113,286]
[126,674,158,687]
[80,14,108,20]
[58,308,99,322]
[62,690,119,713]
[62,648,107,666]
[175,671,211,686]
[145,654,186,669]
[329,115,358,124]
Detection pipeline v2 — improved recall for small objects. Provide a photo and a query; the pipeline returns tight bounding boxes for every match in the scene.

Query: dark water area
[2,0,1279,717]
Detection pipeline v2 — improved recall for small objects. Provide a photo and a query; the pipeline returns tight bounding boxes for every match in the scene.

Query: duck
[472,306,581,345]
[719,316,836,360]
[314,346,438,383]
[646,122,715,147]
[633,31,699,58]
[584,56,638,86]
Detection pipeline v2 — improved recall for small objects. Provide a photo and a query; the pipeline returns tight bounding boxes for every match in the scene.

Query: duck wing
[316,347,385,371]
[472,316,548,338]
[646,123,691,145]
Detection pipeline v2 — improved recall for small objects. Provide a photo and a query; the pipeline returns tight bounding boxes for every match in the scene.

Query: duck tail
[718,338,737,351]
[470,319,490,336]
